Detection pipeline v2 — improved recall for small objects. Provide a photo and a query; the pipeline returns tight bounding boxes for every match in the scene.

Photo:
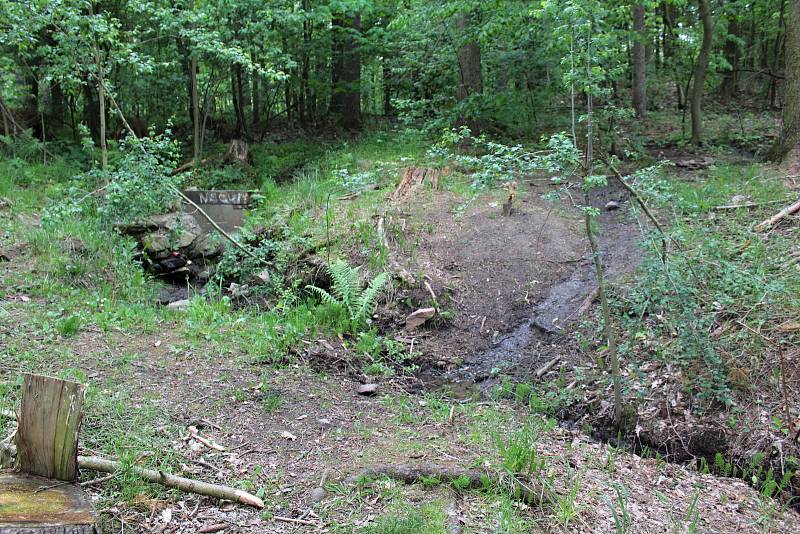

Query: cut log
[390,167,443,200]
[16,374,85,481]
[502,181,518,216]
[77,455,265,509]
[754,199,800,231]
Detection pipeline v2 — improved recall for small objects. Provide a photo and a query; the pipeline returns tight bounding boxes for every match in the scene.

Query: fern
[306,260,388,332]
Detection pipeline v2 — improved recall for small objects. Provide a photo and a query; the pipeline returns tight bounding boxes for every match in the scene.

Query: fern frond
[327,259,362,314]
[306,285,338,307]
[354,272,388,325]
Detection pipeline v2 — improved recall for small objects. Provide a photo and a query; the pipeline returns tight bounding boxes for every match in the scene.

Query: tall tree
[775,0,800,163]
[632,3,647,118]
[330,9,362,129]
[690,0,714,145]
[456,11,483,133]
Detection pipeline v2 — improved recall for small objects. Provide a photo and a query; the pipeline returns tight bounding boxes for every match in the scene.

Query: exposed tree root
[353,464,554,506]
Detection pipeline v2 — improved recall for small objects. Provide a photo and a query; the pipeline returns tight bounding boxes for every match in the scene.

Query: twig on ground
[535,356,561,378]
[187,425,226,451]
[754,198,800,231]
[274,516,317,526]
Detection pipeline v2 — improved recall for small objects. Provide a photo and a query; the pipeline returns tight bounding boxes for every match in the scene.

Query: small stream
[418,184,640,393]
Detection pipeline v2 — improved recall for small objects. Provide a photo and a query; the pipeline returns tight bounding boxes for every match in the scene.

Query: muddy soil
[387,179,640,394]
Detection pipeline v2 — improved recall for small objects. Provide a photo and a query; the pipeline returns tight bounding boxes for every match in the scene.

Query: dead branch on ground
[754,198,800,231]
[354,464,554,506]
[78,455,264,509]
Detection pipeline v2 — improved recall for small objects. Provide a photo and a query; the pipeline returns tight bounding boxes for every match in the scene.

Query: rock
[357,383,379,396]
[228,283,249,298]
[405,307,436,330]
[309,487,327,503]
[167,299,191,310]
[251,269,271,286]
[120,212,202,257]
[605,200,621,211]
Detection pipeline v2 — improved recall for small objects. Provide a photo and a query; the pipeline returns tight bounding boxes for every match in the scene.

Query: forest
[1,0,800,532]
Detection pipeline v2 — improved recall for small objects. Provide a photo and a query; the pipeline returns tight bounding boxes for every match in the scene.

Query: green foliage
[365,503,446,534]
[357,329,418,376]
[306,259,388,333]
[98,135,181,223]
[613,165,799,404]
[494,419,551,476]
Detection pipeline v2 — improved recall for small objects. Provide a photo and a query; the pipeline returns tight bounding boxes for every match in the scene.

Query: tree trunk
[456,12,484,133]
[252,52,260,129]
[191,57,200,162]
[231,64,249,139]
[94,48,107,171]
[632,4,647,118]
[383,58,393,116]
[330,12,361,129]
[690,0,714,145]
[776,0,800,162]
[721,17,741,98]
[769,0,787,109]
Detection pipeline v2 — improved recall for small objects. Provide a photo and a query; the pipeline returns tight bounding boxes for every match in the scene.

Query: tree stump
[1,374,96,533]
[16,374,85,481]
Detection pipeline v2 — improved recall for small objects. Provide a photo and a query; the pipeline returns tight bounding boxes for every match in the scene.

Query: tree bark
[330,12,362,129]
[776,0,800,162]
[16,374,85,481]
[252,52,260,129]
[456,12,484,133]
[690,0,714,145]
[721,17,742,98]
[187,56,199,162]
[231,64,249,139]
[383,58,393,116]
[94,48,107,171]
[632,4,647,118]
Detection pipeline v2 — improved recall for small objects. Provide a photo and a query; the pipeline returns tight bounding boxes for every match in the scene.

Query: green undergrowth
[611,163,799,408]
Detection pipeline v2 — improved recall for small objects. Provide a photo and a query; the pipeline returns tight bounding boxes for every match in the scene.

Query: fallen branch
[354,464,553,506]
[604,159,669,261]
[575,287,600,318]
[187,425,226,451]
[712,198,791,210]
[754,198,800,232]
[77,455,264,509]
[169,155,220,177]
[535,356,561,378]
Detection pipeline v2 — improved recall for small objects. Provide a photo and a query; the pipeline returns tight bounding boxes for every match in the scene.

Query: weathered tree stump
[1,374,96,533]
[16,374,84,481]
[0,473,96,533]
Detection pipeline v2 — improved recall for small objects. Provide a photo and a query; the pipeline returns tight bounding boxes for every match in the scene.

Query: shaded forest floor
[1,109,799,532]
